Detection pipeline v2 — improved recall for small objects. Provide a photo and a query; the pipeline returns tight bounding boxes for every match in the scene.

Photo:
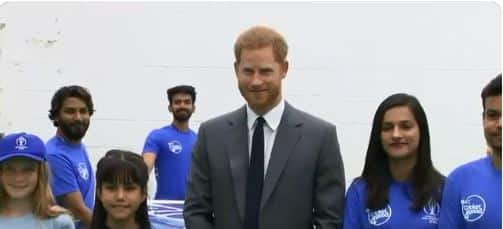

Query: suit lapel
[225,106,248,222]
[260,103,303,209]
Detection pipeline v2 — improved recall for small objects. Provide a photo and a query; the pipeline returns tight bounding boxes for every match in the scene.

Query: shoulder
[345,178,367,204]
[46,137,64,155]
[149,125,171,135]
[348,177,367,193]
[43,214,75,229]
[200,107,244,130]
[52,214,75,226]
[286,103,336,129]
[448,156,488,179]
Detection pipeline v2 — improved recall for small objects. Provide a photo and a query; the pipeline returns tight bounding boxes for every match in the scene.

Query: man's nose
[250,73,264,86]
[73,112,83,121]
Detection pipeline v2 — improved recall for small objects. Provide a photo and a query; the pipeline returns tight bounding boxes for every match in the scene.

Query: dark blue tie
[244,117,265,229]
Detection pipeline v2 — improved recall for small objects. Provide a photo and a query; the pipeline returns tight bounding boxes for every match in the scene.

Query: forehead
[171,93,192,100]
[239,46,277,66]
[484,95,502,111]
[61,97,87,109]
[383,106,415,122]
[1,157,38,167]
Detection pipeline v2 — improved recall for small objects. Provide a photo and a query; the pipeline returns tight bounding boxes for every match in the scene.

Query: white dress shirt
[246,99,285,177]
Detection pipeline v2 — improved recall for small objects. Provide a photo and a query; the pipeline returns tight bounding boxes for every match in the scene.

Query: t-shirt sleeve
[343,181,364,229]
[47,154,80,197]
[142,130,160,155]
[438,171,463,229]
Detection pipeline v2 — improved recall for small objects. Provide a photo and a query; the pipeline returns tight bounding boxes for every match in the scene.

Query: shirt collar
[246,99,285,131]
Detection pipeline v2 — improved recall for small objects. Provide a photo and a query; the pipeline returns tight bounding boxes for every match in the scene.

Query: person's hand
[48,205,73,218]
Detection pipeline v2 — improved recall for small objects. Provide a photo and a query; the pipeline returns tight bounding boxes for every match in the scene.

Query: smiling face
[0,157,39,201]
[380,106,421,160]
[169,93,195,122]
[235,46,288,115]
[99,182,146,223]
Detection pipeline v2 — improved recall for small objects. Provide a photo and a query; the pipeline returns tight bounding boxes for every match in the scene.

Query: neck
[56,129,81,144]
[172,120,189,132]
[0,198,33,217]
[490,150,501,170]
[250,96,282,116]
[106,217,139,229]
[388,156,417,182]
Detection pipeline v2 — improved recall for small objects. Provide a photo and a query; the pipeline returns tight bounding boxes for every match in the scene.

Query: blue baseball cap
[0,132,47,163]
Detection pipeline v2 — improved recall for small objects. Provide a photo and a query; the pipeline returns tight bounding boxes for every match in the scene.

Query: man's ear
[168,104,173,113]
[281,61,289,79]
[234,61,239,76]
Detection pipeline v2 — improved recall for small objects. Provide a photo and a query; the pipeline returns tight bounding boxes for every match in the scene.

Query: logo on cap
[15,136,28,151]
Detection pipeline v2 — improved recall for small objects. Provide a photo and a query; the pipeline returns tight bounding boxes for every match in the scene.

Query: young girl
[343,93,445,228]
[0,132,74,228]
[91,149,151,229]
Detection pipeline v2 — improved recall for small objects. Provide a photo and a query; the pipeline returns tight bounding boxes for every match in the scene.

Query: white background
[0,2,500,197]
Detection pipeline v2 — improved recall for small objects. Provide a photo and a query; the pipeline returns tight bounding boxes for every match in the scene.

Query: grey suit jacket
[184,102,345,229]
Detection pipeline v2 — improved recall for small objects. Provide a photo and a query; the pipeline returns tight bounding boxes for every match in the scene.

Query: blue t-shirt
[142,125,197,200]
[344,178,441,229]
[438,156,502,229]
[46,136,95,229]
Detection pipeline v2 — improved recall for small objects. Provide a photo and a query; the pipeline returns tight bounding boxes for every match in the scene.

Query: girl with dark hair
[91,150,151,229]
[343,93,445,228]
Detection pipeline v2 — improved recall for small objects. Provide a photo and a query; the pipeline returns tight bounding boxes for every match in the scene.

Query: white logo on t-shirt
[461,194,486,222]
[78,163,89,180]
[367,205,392,226]
[422,199,440,224]
[168,140,183,154]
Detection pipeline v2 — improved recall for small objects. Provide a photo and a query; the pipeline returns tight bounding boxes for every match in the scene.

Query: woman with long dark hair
[90,150,151,229]
[343,93,444,228]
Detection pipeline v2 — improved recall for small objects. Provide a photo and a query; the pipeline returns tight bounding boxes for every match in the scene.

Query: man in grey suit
[183,25,346,229]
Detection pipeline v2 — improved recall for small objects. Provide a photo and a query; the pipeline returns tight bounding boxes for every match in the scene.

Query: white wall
[0,2,500,197]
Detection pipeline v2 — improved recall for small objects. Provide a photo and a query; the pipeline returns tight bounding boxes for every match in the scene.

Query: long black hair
[90,149,151,229]
[361,93,444,211]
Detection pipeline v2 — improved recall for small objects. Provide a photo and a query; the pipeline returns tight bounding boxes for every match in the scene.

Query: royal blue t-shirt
[46,135,95,229]
[143,125,197,200]
[344,178,441,229]
[438,156,502,229]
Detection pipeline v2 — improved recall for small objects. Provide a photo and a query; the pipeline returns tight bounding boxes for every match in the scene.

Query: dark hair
[48,85,95,127]
[481,73,502,112]
[166,85,196,104]
[360,93,444,211]
[91,150,151,229]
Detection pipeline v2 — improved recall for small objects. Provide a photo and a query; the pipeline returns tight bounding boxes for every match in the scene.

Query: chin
[388,152,413,160]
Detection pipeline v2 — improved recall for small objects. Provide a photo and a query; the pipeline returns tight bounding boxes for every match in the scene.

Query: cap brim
[0,153,45,163]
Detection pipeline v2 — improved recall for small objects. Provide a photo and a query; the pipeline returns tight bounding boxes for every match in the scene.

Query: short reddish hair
[234,25,288,63]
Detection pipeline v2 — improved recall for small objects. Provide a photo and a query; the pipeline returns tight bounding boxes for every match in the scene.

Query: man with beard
[142,85,197,200]
[439,74,501,228]
[46,85,95,229]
